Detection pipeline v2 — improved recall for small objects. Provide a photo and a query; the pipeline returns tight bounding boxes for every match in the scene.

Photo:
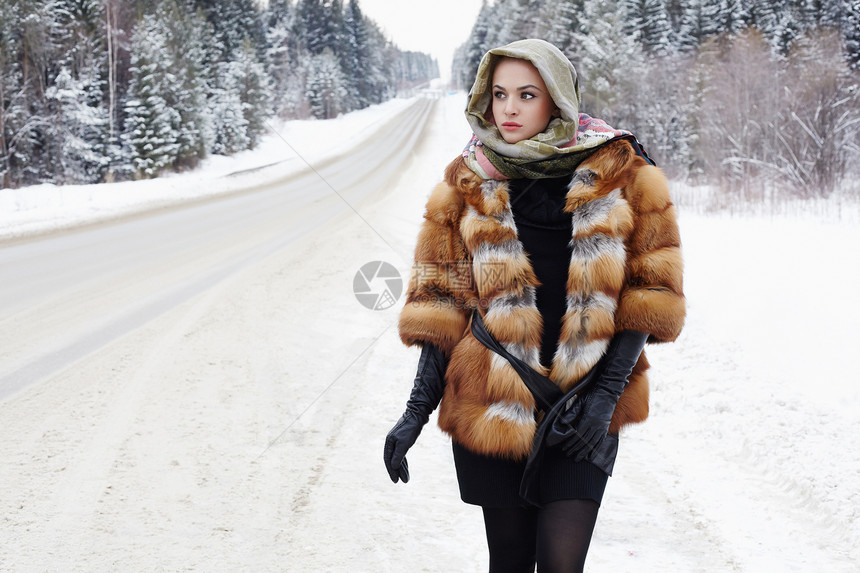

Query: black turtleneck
[508,176,572,368]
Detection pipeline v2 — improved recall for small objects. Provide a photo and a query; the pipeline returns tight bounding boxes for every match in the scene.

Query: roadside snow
[605,212,860,570]
[0,98,415,241]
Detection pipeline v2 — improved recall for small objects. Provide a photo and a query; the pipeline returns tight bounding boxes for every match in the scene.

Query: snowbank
[0,98,416,242]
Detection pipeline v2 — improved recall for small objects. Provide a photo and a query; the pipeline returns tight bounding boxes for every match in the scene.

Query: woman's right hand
[384,413,423,483]
[382,343,448,483]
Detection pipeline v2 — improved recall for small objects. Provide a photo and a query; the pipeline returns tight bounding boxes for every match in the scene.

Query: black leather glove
[562,330,649,461]
[384,343,447,483]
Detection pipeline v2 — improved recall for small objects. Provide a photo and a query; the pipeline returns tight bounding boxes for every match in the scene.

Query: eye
[521,92,536,100]
[493,90,506,99]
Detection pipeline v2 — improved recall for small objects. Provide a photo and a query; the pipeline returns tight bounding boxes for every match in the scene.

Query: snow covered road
[1,94,858,572]
[0,97,433,398]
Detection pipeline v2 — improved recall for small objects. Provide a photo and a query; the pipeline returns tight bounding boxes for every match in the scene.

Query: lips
[501,122,522,131]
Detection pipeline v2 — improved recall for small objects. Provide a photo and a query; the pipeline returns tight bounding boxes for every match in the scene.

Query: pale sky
[356,0,485,83]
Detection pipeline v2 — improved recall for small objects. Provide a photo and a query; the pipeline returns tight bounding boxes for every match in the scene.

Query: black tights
[481,499,600,573]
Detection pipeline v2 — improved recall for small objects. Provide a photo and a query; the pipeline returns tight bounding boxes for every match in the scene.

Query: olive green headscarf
[465,39,607,179]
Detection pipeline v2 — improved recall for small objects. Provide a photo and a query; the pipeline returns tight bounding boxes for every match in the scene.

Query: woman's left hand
[561,330,650,460]
[562,388,616,460]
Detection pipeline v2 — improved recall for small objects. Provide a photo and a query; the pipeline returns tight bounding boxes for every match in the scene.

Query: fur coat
[399,139,686,460]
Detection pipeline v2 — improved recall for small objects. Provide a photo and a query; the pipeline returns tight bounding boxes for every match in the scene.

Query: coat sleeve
[615,164,686,343]
[398,180,475,356]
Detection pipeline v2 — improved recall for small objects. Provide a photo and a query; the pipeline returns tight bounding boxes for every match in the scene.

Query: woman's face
[490,57,559,144]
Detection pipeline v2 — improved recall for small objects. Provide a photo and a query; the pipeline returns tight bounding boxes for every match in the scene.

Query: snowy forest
[0,0,438,188]
[453,0,860,200]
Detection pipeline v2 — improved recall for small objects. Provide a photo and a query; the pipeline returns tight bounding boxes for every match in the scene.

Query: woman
[384,39,685,572]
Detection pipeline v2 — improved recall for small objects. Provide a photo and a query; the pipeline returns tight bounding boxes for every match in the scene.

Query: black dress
[452,175,611,508]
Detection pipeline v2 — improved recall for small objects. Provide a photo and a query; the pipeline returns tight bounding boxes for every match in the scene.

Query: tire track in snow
[34,283,229,568]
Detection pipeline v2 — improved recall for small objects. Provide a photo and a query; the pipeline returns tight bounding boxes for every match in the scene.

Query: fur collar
[451,139,638,391]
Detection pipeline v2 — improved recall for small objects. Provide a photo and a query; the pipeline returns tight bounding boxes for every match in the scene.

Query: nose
[504,97,518,116]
